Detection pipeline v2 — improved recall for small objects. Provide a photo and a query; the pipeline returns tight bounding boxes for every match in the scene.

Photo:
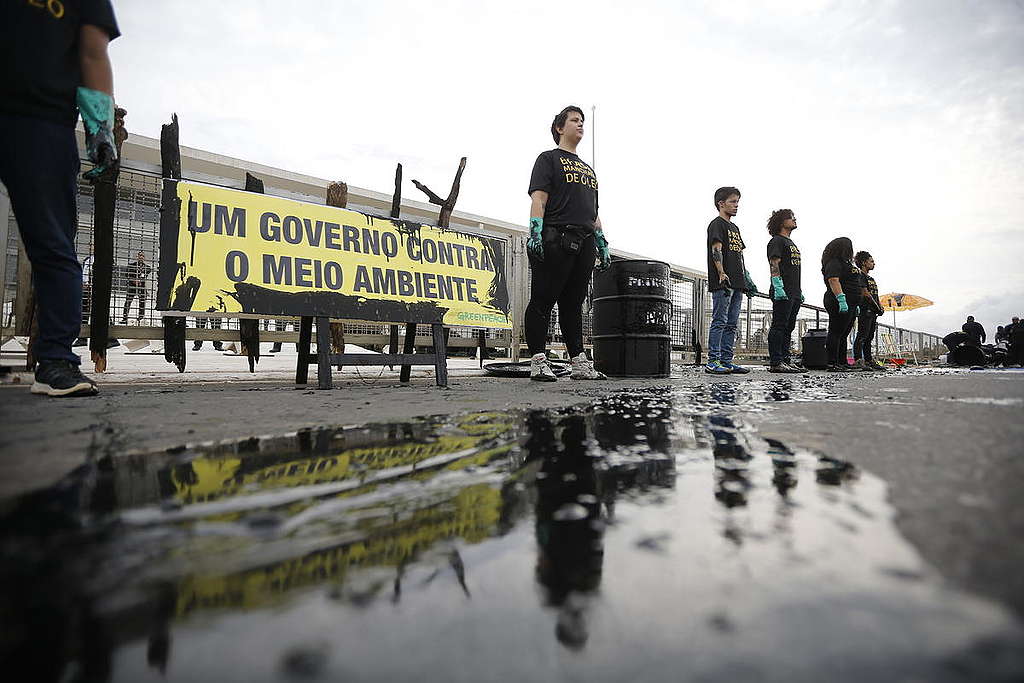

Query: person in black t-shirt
[0,0,120,396]
[121,251,152,324]
[524,106,610,382]
[705,187,757,375]
[821,237,862,371]
[962,316,986,346]
[765,209,803,373]
[852,251,886,370]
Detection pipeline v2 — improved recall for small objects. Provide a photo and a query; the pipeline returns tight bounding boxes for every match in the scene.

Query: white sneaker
[530,353,558,382]
[571,353,607,380]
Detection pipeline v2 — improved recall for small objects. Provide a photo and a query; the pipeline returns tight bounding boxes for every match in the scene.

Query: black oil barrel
[801,328,828,369]
[592,259,672,378]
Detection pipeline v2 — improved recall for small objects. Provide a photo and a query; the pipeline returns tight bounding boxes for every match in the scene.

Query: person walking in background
[705,187,757,375]
[0,0,120,396]
[122,250,151,324]
[765,209,803,373]
[821,237,862,372]
[853,251,886,370]
[524,105,610,382]
[962,316,985,346]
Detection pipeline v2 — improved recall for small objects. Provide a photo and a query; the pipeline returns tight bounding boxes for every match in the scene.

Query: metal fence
[1,161,944,363]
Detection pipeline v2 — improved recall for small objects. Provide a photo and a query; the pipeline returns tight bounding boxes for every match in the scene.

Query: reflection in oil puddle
[0,388,1022,682]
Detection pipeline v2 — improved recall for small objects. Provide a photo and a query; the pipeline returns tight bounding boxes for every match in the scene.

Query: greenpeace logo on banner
[157,180,511,328]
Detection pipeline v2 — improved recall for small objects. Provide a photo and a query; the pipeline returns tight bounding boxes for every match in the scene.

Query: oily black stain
[228,282,450,324]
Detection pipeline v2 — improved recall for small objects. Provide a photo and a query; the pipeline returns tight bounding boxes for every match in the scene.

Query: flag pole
[591,104,596,168]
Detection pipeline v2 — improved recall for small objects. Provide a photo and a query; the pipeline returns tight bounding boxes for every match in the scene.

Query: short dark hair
[854,250,872,267]
[821,237,853,267]
[714,187,741,210]
[767,209,793,236]
[551,106,584,144]
[967,316,975,322]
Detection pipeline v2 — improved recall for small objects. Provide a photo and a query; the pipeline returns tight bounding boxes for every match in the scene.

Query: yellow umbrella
[879,292,934,327]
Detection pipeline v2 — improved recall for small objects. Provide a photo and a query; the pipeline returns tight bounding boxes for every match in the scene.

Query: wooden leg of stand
[399,323,416,383]
[295,316,312,385]
[432,323,448,387]
[388,324,399,370]
[316,316,333,389]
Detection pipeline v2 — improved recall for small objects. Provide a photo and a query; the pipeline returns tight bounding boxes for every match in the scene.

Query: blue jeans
[708,288,744,363]
[0,113,82,364]
[768,295,801,365]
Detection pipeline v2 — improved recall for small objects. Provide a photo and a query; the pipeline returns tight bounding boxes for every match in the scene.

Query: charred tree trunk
[239,172,264,371]
[88,106,127,372]
[326,181,348,368]
[160,114,187,372]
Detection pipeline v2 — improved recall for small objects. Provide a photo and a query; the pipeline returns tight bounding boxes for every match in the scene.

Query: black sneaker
[770,363,802,374]
[31,360,98,397]
[827,364,853,373]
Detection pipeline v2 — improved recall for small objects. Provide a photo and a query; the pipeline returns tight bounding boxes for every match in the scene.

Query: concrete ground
[2,344,1023,621]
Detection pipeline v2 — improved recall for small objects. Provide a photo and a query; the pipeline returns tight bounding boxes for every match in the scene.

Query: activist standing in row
[705,187,757,375]
[524,106,610,382]
[853,250,886,370]
[765,209,803,373]
[821,237,862,371]
[0,0,120,396]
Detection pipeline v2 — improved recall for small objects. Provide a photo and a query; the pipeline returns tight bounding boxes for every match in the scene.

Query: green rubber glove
[743,270,758,295]
[527,217,544,261]
[800,293,805,303]
[836,292,848,313]
[770,275,787,300]
[595,229,611,271]
[855,305,861,316]
[77,87,117,180]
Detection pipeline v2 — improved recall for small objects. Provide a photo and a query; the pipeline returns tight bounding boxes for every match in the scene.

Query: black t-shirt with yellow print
[528,149,599,229]
[0,0,120,127]
[707,217,746,292]
[766,234,801,297]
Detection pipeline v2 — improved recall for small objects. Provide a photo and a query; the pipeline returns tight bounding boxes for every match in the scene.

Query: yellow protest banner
[157,180,511,328]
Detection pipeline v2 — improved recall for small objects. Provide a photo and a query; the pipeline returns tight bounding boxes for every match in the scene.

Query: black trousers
[123,287,147,322]
[853,311,878,360]
[767,295,801,365]
[525,227,596,358]
[0,113,82,364]
[824,294,858,366]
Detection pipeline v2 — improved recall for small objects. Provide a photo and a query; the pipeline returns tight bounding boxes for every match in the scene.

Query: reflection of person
[765,209,803,373]
[524,105,609,382]
[821,237,861,372]
[706,187,755,375]
[0,1,119,396]
[122,251,151,324]
[961,316,985,346]
[853,251,886,370]
[527,412,604,650]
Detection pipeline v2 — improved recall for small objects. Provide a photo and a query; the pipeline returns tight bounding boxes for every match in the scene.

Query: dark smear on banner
[228,282,450,324]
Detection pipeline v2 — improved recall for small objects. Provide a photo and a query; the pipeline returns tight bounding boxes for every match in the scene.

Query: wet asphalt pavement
[1,366,1023,681]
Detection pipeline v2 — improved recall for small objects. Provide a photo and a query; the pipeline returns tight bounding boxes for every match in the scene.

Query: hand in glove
[595,229,611,271]
[77,87,117,180]
[743,270,758,295]
[527,217,544,261]
[770,275,788,300]
[800,293,805,303]
[836,292,848,313]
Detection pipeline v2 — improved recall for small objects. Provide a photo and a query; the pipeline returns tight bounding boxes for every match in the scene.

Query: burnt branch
[412,157,467,228]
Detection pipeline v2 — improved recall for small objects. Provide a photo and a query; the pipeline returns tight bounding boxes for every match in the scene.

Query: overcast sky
[110,0,1024,336]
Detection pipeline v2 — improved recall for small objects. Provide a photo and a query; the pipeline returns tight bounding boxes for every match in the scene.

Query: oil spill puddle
[1,389,1021,682]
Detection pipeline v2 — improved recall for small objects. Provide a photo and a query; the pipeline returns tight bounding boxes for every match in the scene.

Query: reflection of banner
[175,483,503,617]
[157,180,511,328]
[172,413,515,505]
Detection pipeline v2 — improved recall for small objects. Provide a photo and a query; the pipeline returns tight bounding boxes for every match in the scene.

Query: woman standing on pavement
[765,209,803,373]
[821,237,862,372]
[524,106,611,382]
[853,251,886,370]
